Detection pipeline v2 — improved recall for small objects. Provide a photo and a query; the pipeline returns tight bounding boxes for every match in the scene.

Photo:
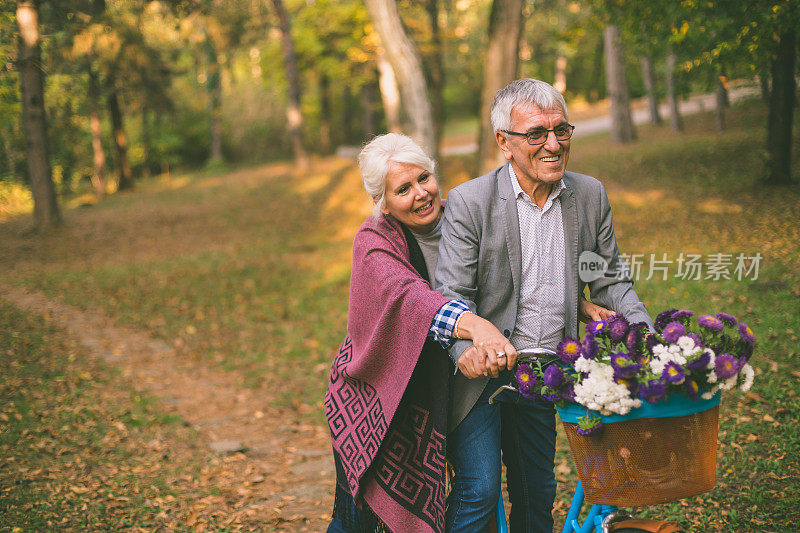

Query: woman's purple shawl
[325,212,450,532]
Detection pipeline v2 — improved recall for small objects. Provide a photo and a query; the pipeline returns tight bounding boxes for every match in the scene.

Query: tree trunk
[364,0,435,157]
[714,74,727,132]
[376,50,402,132]
[362,84,377,139]
[665,49,683,132]
[342,84,353,143]
[640,55,661,125]
[766,27,797,185]
[319,73,332,153]
[16,0,61,229]
[106,77,134,191]
[0,129,17,178]
[423,0,443,163]
[271,0,310,172]
[554,56,567,94]
[554,0,567,94]
[205,37,223,164]
[140,105,151,179]
[477,0,525,173]
[87,67,107,197]
[759,64,770,102]
[603,24,636,143]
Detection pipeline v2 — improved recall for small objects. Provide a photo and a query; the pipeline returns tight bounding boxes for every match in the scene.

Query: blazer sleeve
[587,184,654,329]
[434,188,480,366]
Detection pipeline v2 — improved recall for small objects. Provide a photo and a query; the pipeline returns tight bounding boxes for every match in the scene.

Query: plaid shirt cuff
[429,300,470,349]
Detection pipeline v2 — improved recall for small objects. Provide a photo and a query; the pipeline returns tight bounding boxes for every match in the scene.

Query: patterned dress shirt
[508,164,567,351]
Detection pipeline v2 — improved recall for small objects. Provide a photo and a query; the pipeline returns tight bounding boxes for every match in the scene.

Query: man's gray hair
[358,133,436,218]
[490,78,569,133]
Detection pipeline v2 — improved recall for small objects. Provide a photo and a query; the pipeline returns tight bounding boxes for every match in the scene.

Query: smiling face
[497,102,571,194]
[381,161,441,233]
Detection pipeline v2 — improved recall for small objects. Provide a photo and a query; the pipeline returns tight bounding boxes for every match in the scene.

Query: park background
[1,0,799,531]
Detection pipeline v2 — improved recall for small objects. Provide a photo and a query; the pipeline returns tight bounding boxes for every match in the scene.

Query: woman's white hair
[358,133,436,218]
[490,78,569,133]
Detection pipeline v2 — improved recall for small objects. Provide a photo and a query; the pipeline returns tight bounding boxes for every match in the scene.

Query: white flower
[707,370,718,383]
[705,348,716,369]
[574,358,640,416]
[677,335,696,353]
[739,363,755,392]
[701,384,721,400]
[719,375,738,391]
[652,344,669,357]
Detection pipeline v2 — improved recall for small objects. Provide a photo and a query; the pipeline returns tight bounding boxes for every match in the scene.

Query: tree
[377,50,401,132]
[270,0,310,171]
[603,23,635,143]
[477,0,525,173]
[87,66,107,197]
[765,26,796,185]
[664,48,682,133]
[16,0,61,229]
[364,0,435,157]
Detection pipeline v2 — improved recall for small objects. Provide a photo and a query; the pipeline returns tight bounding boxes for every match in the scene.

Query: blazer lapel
[561,177,579,339]
[497,164,522,298]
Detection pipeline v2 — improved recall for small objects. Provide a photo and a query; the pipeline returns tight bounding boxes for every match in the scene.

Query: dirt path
[1,284,335,531]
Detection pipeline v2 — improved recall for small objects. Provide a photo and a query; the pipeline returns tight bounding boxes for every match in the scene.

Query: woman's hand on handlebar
[455,312,517,378]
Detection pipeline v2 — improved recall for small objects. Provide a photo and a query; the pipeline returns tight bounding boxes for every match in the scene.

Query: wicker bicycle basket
[557,393,720,507]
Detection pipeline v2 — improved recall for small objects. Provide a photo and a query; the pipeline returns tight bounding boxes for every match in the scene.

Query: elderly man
[434,78,653,532]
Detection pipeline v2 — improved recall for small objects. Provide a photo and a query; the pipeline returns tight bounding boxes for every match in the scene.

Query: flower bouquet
[515,309,756,506]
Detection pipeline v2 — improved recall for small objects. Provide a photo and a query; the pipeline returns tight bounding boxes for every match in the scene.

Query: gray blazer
[434,164,653,431]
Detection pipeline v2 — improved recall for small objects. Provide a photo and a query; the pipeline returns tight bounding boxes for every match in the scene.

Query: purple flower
[715,353,739,380]
[586,320,608,337]
[557,338,582,365]
[716,312,737,326]
[698,315,724,332]
[662,362,686,384]
[608,314,630,342]
[738,322,755,344]
[615,376,640,394]
[582,334,599,359]
[543,364,565,388]
[645,333,660,354]
[655,308,678,333]
[561,382,576,402]
[687,352,711,371]
[544,392,562,402]
[516,363,537,394]
[684,378,700,400]
[662,321,687,343]
[638,379,667,403]
[610,351,640,378]
[625,324,645,353]
[671,310,694,323]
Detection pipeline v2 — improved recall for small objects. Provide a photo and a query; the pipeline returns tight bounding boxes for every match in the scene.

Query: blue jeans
[446,374,557,533]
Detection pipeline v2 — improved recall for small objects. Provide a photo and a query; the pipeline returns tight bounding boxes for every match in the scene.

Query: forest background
[1,0,798,228]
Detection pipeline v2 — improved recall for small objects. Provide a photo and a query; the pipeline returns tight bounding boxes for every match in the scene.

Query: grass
[0,301,240,531]
[2,98,799,530]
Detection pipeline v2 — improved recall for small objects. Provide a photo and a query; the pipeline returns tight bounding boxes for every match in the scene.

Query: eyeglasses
[501,124,575,145]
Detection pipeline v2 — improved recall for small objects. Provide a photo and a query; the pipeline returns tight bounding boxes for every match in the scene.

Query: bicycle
[490,347,717,533]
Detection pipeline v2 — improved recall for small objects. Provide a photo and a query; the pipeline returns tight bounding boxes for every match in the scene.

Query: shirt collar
[508,163,565,204]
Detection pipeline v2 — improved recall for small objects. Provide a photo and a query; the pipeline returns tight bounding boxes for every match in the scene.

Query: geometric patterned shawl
[325,212,451,532]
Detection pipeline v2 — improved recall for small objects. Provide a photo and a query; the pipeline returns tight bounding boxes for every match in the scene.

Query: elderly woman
[325,133,607,533]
